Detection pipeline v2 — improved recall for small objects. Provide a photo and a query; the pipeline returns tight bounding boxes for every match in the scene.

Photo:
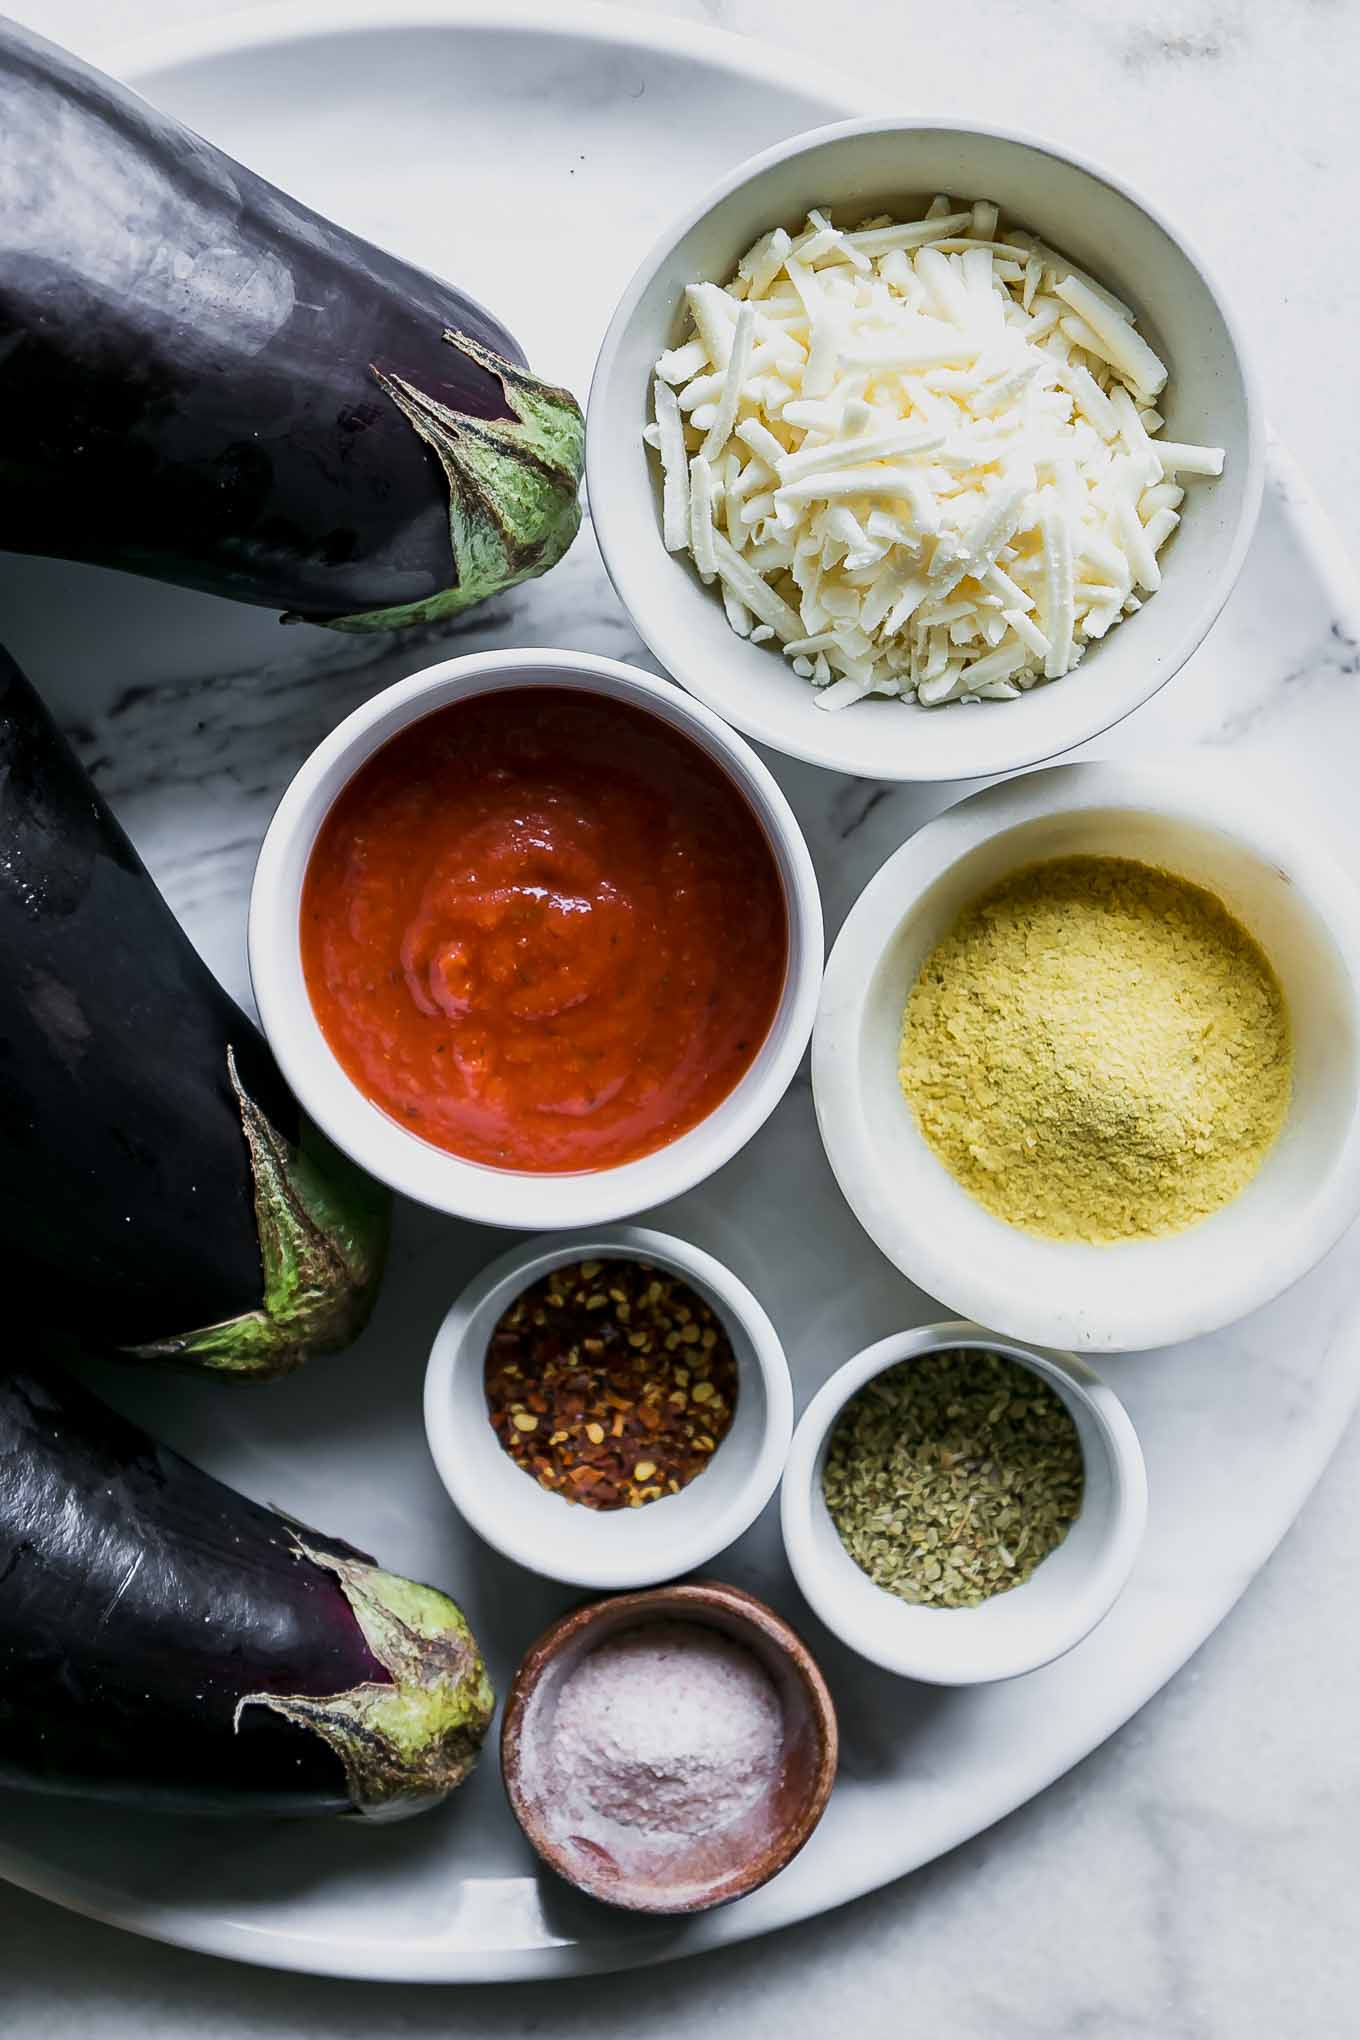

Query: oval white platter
[3,0,1360,1985]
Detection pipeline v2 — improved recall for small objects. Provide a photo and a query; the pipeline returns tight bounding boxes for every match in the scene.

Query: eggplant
[0,641,389,1376]
[0,1361,493,1816]
[0,18,583,630]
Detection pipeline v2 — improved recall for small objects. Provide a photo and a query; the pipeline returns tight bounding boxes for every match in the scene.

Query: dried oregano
[822,1349,1084,1608]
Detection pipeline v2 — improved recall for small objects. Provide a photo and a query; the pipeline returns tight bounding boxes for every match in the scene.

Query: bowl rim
[586,112,1266,783]
[499,1578,839,1913]
[779,1320,1148,1685]
[247,647,824,1228]
[422,1224,796,1590]
[812,758,1360,1351]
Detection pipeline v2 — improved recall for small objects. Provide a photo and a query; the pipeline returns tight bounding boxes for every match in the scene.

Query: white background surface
[3,1,1360,2033]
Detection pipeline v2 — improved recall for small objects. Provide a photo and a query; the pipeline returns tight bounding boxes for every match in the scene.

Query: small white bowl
[781,1322,1147,1685]
[814,760,1360,1352]
[423,1226,794,1591]
[249,648,822,1229]
[588,117,1264,783]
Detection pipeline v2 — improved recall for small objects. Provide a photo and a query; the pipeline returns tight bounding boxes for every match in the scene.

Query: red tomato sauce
[300,688,788,1172]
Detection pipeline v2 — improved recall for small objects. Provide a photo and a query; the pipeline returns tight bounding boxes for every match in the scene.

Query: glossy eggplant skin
[0,643,388,1376]
[0,19,583,629]
[0,1363,494,1817]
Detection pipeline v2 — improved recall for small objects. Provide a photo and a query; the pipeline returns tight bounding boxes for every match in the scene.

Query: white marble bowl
[248,648,822,1229]
[780,1322,1147,1684]
[813,760,1360,1352]
[588,117,1264,782]
[424,1227,794,1591]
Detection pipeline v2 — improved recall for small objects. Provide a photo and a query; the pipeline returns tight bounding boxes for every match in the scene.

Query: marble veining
[1118,20,1245,72]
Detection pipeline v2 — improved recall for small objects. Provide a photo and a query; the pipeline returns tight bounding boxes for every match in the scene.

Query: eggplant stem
[123,1048,391,1379]
[316,333,584,632]
[234,1538,494,1820]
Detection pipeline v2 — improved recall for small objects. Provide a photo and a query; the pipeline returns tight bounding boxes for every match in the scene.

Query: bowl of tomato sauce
[249,650,823,1227]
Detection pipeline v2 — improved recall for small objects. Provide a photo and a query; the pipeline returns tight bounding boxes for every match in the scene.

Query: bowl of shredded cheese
[589,119,1263,781]
[812,761,1360,1351]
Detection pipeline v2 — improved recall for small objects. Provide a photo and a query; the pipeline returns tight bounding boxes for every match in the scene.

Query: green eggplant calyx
[323,332,585,633]
[234,1540,495,1819]
[123,1048,391,1379]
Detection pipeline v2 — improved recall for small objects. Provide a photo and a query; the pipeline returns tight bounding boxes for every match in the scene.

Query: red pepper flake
[483,1258,739,1511]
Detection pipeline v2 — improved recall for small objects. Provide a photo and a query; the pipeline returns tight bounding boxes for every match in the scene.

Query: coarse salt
[529,1622,784,1864]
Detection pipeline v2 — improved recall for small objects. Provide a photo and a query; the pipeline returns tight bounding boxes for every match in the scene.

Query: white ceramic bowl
[588,117,1264,783]
[423,1226,794,1591]
[780,1322,1147,1684]
[249,649,822,1228]
[814,760,1360,1353]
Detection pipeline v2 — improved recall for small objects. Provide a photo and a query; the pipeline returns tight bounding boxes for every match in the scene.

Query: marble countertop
[4,1,1360,2034]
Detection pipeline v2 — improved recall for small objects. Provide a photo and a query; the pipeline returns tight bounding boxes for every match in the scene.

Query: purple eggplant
[0,18,582,630]
[0,640,389,1377]
[0,1361,493,1817]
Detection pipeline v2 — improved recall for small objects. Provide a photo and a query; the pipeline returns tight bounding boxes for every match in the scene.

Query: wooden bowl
[501,1580,838,1915]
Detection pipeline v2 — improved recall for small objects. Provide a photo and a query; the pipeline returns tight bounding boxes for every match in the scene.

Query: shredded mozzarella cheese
[647,198,1226,709]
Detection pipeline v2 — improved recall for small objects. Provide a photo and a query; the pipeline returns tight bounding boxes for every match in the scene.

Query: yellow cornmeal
[898,855,1293,1244]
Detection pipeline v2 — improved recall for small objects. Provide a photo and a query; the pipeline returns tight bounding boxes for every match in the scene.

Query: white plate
[3,0,1360,1985]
